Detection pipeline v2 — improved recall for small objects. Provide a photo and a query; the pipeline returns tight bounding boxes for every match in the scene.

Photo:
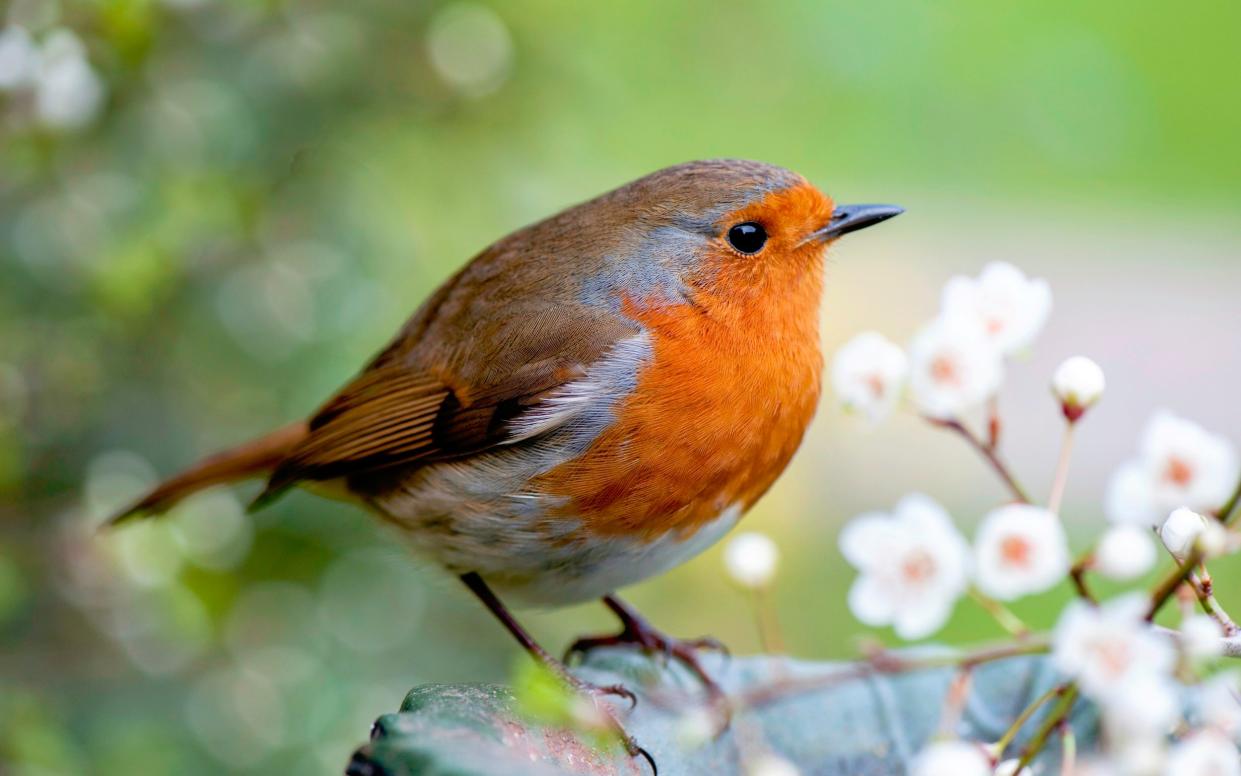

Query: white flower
[1094,525,1156,581]
[745,754,800,776]
[940,262,1052,356]
[1166,731,1241,776]
[1159,507,1209,560]
[1198,672,1241,736]
[908,318,1004,420]
[1114,738,1167,776]
[723,532,779,589]
[1101,672,1181,740]
[993,759,1031,776]
[1053,594,1176,701]
[831,331,908,422]
[973,504,1069,601]
[0,25,38,90]
[1107,412,1240,526]
[34,29,105,130]
[840,494,971,639]
[1181,615,1224,661]
[910,740,990,776]
[1052,356,1105,420]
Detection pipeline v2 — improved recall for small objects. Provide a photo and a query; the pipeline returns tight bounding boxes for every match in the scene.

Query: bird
[104,159,901,765]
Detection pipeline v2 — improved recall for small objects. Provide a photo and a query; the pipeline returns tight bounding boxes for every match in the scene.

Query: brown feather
[102,421,309,527]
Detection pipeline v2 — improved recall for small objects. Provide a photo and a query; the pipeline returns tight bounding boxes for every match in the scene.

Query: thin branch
[725,638,1051,712]
[1217,476,1241,526]
[1016,683,1079,770]
[927,417,1032,503]
[1048,425,1076,515]
[1068,550,1098,604]
[969,587,1031,638]
[992,682,1065,757]
[1146,547,1205,621]
[1190,569,1240,636]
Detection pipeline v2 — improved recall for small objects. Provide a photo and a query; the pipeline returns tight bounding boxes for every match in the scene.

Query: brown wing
[251,305,638,509]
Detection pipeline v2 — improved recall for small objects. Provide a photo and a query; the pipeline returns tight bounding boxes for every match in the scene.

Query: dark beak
[810,203,904,243]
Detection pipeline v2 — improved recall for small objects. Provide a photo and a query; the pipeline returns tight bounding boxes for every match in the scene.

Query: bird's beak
[807,203,904,244]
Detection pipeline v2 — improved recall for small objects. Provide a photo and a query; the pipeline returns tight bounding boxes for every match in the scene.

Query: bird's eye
[727,222,767,255]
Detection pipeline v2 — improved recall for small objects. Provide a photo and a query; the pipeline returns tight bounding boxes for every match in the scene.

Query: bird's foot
[566,605,728,709]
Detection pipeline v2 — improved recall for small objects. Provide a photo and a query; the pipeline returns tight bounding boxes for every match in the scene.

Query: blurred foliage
[2,0,1239,773]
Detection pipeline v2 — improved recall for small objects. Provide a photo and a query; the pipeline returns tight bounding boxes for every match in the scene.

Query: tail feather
[103,421,309,528]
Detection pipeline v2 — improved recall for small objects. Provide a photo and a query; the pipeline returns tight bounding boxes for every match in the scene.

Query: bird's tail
[102,421,309,528]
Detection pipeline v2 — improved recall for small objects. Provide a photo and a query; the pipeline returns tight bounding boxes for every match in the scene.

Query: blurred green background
[3,0,1240,773]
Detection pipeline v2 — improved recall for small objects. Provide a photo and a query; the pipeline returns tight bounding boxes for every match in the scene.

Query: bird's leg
[567,594,727,703]
[458,573,655,772]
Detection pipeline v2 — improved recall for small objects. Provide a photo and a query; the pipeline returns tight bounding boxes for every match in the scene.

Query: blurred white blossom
[723,532,780,589]
[973,504,1069,601]
[426,3,513,97]
[0,25,38,90]
[840,494,970,639]
[1199,672,1241,736]
[1165,730,1241,776]
[744,753,800,776]
[1101,672,1180,741]
[992,759,1031,776]
[908,317,1003,420]
[831,331,908,421]
[1106,412,1239,526]
[910,740,990,776]
[1093,525,1156,581]
[1052,355,1105,420]
[1053,594,1176,701]
[33,29,106,130]
[1181,615,1225,661]
[940,262,1051,356]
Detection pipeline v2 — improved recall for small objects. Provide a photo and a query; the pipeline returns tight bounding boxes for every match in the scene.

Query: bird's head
[597,159,902,310]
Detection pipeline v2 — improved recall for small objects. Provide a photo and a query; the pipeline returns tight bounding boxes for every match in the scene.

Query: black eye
[727,222,767,254]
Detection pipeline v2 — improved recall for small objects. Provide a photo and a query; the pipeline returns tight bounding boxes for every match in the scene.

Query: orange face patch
[530,183,833,541]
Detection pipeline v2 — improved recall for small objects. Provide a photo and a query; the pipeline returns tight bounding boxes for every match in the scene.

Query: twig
[969,587,1031,638]
[1060,719,1077,776]
[936,667,974,737]
[1068,550,1097,604]
[726,638,1050,712]
[1146,547,1205,621]
[1189,569,1240,636]
[927,417,1032,504]
[1016,683,1079,770]
[752,588,786,653]
[1152,625,1241,658]
[992,682,1065,757]
[1048,425,1076,515]
[1217,476,1241,526]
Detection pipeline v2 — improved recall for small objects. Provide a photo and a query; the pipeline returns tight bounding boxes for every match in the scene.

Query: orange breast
[532,254,825,542]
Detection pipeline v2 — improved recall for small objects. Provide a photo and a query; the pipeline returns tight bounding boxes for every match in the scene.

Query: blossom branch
[1217,476,1241,526]
[1189,568,1239,636]
[723,637,1051,713]
[927,417,1032,503]
[1047,425,1076,515]
[1068,550,1097,604]
[1015,683,1079,770]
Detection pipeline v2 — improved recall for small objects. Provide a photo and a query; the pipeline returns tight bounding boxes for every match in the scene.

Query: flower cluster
[825,262,1241,774]
[0,25,106,131]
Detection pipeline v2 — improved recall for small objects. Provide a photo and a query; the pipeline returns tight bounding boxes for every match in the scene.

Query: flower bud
[723,532,779,589]
[1052,356,1105,422]
[1095,525,1156,580]
[1159,507,1208,560]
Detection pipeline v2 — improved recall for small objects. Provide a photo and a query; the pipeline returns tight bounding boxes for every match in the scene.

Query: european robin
[105,159,901,764]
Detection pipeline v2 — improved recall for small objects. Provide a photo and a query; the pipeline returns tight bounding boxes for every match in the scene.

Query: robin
[105,159,901,765]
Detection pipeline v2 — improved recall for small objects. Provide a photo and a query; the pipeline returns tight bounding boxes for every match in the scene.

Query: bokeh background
[3,0,1241,773]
